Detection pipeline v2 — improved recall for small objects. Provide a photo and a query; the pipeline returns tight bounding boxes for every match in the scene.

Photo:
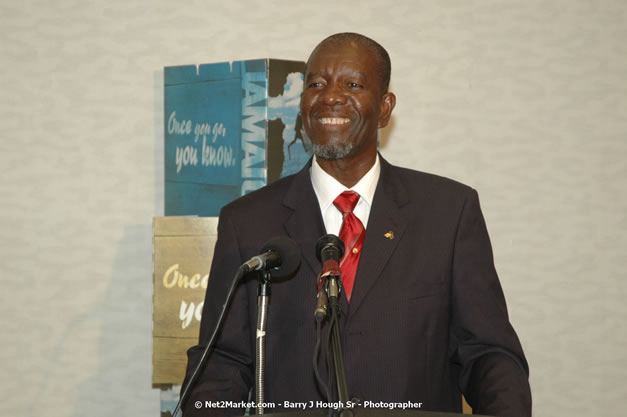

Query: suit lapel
[348,157,410,316]
[282,161,326,279]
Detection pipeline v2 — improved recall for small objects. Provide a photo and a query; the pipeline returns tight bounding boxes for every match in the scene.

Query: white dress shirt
[310,154,381,235]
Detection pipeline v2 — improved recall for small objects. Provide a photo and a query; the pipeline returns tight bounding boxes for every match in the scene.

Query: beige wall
[1,1,625,416]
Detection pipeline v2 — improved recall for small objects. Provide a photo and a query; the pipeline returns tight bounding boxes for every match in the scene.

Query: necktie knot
[333,191,360,215]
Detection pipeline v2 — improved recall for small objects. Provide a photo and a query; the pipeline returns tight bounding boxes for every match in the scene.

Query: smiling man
[301,34,395,188]
[183,33,532,417]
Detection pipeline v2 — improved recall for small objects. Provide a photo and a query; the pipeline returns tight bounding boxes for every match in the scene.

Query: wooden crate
[152,216,219,385]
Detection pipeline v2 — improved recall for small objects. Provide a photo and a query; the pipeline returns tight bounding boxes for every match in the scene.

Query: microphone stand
[255,270,271,415]
[326,273,353,417]
[172,236,300,417]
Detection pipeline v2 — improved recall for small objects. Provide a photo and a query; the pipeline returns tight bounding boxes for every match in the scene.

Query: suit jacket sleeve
[449,189,532,417]
[181,210,253,417]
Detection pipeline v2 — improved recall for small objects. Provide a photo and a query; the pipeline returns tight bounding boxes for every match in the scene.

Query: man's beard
[312,142,354,160]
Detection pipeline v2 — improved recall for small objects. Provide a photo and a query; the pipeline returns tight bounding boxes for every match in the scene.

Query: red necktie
[333,191,365,302]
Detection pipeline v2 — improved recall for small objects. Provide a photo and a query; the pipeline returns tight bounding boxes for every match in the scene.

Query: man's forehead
[305,41,377,75]
[304,33,390,92]
[308,39,372,62]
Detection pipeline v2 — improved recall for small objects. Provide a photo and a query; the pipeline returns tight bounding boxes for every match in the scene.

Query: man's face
[300,42,394,160]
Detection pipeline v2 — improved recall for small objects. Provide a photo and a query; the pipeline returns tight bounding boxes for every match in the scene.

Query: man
[183,33,531,417]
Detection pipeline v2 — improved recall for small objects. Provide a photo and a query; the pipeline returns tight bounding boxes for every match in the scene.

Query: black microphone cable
[326,310,339,417]
[313,318,330,402]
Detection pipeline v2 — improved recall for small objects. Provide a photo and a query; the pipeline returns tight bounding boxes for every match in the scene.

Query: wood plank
[152,216,218,384]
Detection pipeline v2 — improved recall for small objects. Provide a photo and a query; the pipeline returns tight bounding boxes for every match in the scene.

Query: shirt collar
[310,154,381,211]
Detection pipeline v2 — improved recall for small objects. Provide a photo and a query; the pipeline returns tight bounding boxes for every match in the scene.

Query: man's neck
[315,152,377,188]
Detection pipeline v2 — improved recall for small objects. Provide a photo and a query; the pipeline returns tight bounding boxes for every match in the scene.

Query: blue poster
[164,59,310,216]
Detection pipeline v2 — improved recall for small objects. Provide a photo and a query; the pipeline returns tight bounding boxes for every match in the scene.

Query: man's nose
[322,83,347,106]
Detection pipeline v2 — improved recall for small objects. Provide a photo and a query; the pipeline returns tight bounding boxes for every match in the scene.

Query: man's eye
[308,82,323,88]
[347,82,362,88]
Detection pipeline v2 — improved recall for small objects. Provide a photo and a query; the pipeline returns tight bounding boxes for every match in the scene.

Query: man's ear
[378,92,396,128]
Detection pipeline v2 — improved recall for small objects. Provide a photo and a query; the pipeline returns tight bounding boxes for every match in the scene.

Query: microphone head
[260,236,301,279]
[315,234,345,263]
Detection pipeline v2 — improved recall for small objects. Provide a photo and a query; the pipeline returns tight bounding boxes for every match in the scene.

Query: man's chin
[312,143,354,160]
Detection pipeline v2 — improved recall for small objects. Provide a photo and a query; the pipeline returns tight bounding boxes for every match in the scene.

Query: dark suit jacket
[183,157,531,417]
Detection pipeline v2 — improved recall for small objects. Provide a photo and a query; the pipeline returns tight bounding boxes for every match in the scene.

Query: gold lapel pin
[384,231,395,240]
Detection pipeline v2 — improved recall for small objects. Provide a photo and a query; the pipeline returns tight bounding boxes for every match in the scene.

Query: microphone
[242,236,301,279]
[316,234,345,266]
[314,235,345,322]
